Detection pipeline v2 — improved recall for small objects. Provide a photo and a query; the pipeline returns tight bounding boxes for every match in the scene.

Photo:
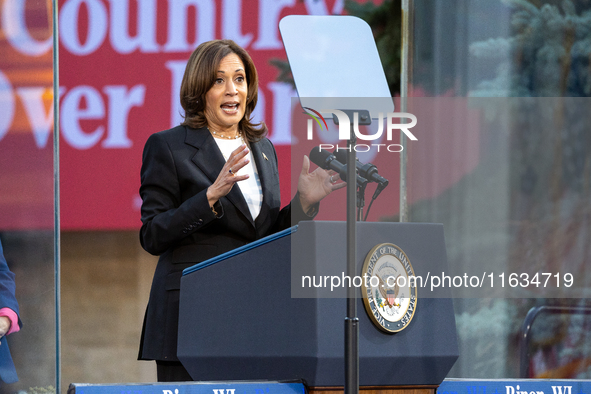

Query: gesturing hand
[298,155,346,214]
[0,316,11,341]
[206,144,250,207]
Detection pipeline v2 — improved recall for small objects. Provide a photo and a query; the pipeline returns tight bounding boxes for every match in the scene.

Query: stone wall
[61,231,157,386]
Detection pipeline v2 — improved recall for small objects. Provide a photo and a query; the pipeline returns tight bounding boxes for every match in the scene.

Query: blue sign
[439,379,589,394]
[70,381,306,394]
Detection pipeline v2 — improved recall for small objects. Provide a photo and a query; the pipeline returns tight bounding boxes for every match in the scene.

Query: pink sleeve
[0,308,20,335]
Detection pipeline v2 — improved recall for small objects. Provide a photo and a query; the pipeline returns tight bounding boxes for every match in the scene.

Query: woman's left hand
[0,316,10,339]
[297,155,346,214]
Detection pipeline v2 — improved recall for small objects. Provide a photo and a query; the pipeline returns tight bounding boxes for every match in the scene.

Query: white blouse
[213,137,263,220]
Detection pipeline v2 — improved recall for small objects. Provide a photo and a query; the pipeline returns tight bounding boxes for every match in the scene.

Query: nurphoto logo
[304,108,418,153]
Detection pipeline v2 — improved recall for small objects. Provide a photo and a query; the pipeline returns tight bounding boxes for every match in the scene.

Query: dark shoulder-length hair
[180,39,267,142]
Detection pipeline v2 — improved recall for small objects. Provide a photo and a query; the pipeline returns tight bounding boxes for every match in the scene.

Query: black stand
[333,109,372,394]
[345,129,358,394]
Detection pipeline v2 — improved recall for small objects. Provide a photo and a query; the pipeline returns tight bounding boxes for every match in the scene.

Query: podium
[178,221,458,393]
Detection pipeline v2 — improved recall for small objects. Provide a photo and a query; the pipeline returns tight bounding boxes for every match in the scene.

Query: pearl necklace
[209,127,242,140]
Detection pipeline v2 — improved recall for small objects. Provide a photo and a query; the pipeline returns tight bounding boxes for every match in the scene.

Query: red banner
[57,0,351,230]
[1,0,480,231]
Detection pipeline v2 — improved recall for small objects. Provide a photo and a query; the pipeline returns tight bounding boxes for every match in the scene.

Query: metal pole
[344,126,359,394]
[400,0,413,222]
[52,0,61,392]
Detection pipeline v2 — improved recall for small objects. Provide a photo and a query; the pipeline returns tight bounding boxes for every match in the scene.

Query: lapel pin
[262,152,269,161]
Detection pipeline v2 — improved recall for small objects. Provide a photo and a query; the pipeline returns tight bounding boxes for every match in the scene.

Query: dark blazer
[0,240,21,384]
[138,125,311,361]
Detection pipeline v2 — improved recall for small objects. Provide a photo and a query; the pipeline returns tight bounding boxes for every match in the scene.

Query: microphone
[333,149,389,188]
[309,148,368,188]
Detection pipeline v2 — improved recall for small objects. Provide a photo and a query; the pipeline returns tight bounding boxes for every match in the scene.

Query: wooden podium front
[310,385,438,394]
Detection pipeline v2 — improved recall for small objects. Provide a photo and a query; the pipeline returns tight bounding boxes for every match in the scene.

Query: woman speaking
[138,40,344,381]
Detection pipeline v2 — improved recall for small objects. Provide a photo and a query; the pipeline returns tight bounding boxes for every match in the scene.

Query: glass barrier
[409,0,591,379]
[0,0,57,392]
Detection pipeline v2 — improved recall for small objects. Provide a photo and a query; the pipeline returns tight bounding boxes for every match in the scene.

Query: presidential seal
[361,243,417,333]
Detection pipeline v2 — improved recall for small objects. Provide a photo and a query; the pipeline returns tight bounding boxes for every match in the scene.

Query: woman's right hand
[206,144,250,207]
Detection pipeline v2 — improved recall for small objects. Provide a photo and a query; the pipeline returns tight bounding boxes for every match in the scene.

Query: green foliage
[269,58,295,89]
[470,0,591,96]
[271,0,402,95]
[345,0,402,95]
